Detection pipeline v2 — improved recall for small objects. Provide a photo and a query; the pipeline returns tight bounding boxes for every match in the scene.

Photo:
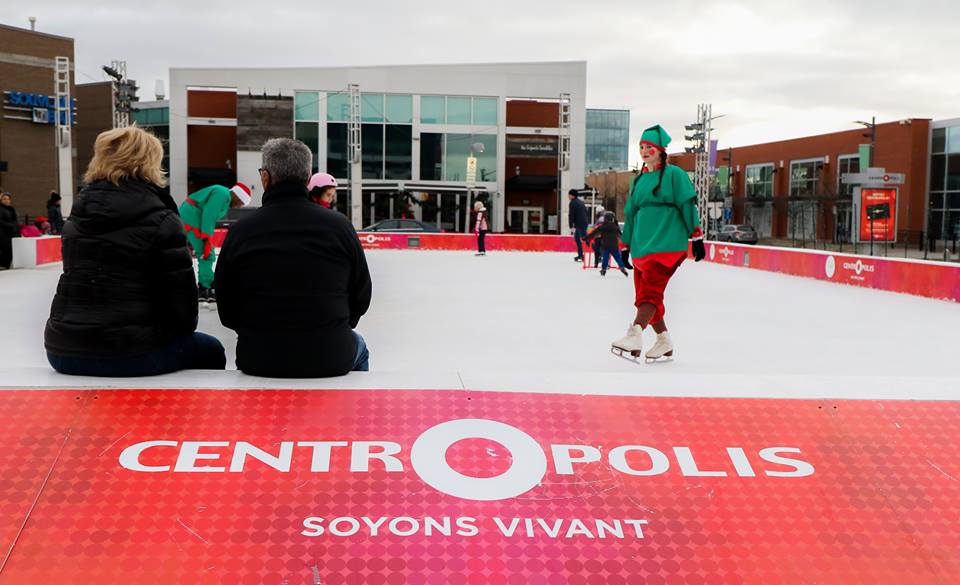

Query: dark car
[362,219,442,233]
[717,224,759,245]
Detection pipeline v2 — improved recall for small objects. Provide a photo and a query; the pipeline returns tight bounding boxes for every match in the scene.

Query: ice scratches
[175,518,208,544]
[97,431,130,457]
[311,563,322,584]
[925,458,959,483]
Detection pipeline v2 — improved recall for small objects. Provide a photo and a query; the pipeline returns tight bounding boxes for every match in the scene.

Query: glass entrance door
[507,206,544,234]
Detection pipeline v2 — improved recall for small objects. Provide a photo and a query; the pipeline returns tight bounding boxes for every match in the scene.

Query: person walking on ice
[612,124,705,362]
[179,182,252,303]
[585,211,628,277]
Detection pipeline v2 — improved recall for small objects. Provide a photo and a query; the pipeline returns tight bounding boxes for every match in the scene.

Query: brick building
[589,119,936,246]
[0,24,77,218]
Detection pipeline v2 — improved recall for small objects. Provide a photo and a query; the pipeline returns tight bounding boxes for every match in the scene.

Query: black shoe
[198,287,210,302]
[600,269,607,276]
[574,256,583,262]
[620,267,629,277]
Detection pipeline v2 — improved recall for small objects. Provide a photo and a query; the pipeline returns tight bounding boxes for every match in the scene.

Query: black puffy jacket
[44,179,199,358]
[215,180,372,378]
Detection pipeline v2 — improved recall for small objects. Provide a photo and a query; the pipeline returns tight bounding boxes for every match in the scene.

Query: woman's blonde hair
[83,125,167,187]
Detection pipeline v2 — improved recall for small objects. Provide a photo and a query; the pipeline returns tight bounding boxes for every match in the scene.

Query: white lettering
[361,516,389,536]
[595,519,624,539]
[536,518,563,538]
[388,517,419,537]
[493,517,521,536]
[726,447,757,477]
[608,446,669,476]
[551,444,601,475]
[297,441,348,472]
[565,519,594,538]
[350,442,403,472]
[455,517,479,537]
[674,447,728,477]
[760,447,815,477]
[119,440,178,472]
[174,442,229,473]
[410,419,547,501]
[229,441,293,472]
[301,517,324,537]
[624,519,648,538]
[329,517,361,537]
[424,517,452,537]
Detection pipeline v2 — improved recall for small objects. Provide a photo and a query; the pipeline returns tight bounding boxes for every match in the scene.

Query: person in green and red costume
[179,182,251,303]
[611,124,705,362]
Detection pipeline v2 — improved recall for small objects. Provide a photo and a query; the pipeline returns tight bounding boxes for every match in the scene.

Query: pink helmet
[307,173,338,192]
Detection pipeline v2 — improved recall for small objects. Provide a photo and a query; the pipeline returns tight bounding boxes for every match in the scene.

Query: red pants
[633,255,685,325]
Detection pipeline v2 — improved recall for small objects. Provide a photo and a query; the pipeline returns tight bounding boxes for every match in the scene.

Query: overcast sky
[5,1,957,164]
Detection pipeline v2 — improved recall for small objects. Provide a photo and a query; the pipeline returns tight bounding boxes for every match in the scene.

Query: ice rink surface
[1,249,958,399]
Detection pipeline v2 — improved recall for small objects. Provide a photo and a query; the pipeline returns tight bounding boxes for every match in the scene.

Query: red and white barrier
[11,235,63,268]
[355,231,578,253]
[699,241,960,303]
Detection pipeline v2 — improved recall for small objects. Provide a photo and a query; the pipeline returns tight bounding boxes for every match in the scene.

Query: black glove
[692,239,706,262]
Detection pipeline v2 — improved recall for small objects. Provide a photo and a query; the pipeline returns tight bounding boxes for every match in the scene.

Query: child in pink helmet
[307,173,338,209]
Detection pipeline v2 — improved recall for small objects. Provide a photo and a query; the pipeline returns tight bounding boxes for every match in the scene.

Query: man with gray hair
[215,138,372,377]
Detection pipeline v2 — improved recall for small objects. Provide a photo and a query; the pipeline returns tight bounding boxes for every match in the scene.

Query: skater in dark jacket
[46,191,64,234]
[586,212,629,277]
[215,138,372,378]
[44,126,226,376]
[568,190,589,261]
[0,193,18,269]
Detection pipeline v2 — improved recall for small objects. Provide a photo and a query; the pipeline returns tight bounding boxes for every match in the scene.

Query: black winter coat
[215,180,372,378]
[47,199,64,234]
[569,197,588,230]
[44,179,199,358]
[594,220,622,251]
[0,204,19,238]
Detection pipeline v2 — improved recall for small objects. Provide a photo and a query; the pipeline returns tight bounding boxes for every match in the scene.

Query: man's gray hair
[261,138,312,184]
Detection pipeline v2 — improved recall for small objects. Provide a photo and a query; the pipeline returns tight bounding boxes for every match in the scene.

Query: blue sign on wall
[2,91,76,125]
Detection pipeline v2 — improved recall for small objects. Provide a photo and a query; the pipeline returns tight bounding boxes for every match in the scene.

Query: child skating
[586,211,629,277]
[611,124,705,363]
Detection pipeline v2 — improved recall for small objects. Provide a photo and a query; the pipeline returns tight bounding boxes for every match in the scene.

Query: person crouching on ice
[612,124,705,362]
[179,182,252,303]
[586,211,629,277]
[307,172,338,209]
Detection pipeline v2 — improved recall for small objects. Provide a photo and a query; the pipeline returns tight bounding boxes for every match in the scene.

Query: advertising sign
[858,188,898,242]
[506,137,558,157]
[0,389,958,584]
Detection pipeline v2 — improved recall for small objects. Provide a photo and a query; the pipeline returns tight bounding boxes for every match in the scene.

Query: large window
[745,164,774,199]
[418,133,497,182]
[585,109,629,172]
[327,92,350,122]
[790,159,824,198]
[928,125,960,240]
[361,124,384,179]
[295,92,321,173]
[836,155,861,197]
[419,96,499,126]
[326,123,348,179]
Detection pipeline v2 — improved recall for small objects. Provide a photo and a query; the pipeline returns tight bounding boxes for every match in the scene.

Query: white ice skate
[644,332,674,363]
[611,324,644,361]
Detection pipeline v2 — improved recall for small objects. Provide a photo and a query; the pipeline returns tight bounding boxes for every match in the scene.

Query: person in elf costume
[179,182,251,301]
[611,124,705,361]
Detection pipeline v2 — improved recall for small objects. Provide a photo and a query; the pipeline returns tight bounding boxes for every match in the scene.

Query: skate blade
[644,352,674,364]
[611,347,643,363]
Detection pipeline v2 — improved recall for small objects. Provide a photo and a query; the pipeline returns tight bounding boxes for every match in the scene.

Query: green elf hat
[639,124,671,152]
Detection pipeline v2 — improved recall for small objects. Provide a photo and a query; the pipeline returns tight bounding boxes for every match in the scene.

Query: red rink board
[0,389,958,585]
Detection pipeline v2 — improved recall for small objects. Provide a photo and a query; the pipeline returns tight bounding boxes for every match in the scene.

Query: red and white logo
[825,256,837,278]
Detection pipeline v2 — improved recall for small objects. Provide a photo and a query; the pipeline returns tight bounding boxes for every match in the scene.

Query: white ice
[1,250,958,400]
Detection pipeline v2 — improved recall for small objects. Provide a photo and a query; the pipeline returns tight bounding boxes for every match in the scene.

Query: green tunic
[178,185,232,288]
[621,164,700,260]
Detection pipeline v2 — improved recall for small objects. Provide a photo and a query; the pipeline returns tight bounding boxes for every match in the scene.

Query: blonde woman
[44,126,226,376]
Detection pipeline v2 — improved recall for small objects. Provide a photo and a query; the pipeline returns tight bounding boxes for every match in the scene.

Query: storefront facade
[169,62,588,233]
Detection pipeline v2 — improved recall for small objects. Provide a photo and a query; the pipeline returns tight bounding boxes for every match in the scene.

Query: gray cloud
[4,0,956,163]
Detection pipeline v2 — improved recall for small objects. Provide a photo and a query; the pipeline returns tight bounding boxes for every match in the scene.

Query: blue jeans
[352,331,370,372]
[601,248,625,271]
[573,227,587,258]
[48,332,226,377]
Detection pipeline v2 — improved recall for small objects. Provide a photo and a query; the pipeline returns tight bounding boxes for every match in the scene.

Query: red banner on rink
[1,389,959,584]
